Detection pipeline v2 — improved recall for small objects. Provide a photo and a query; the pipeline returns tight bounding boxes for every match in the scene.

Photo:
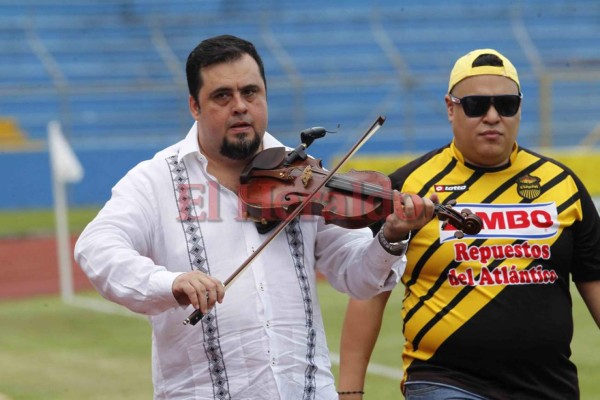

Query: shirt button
[266,320,270,328]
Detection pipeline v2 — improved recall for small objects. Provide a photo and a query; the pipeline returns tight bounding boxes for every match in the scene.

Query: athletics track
[0,235,92,300]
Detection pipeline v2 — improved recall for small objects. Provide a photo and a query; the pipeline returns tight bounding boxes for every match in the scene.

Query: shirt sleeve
[571,178,600,282]
[313,219,405,299]
[74,166,181,315]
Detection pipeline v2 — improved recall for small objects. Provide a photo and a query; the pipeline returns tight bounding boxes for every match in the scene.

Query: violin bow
[184,116,386,325]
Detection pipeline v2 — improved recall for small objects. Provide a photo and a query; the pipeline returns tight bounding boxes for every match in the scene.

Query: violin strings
[327,175,446,215]
[326,174,393,199]
[313,170,447,216]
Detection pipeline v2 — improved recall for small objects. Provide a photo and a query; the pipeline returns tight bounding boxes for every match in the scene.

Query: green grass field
[0,208,99,238]
[0,285,598,399]
[0,209,598,399]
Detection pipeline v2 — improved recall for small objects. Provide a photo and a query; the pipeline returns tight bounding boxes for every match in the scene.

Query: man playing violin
[338,49,600,399]
[74,34,435,400]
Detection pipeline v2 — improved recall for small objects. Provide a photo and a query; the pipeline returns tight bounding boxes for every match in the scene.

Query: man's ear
[189,95,200,119]
[444,94,454,122]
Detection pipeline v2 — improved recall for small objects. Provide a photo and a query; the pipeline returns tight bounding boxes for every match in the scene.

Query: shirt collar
[177,122,202,163]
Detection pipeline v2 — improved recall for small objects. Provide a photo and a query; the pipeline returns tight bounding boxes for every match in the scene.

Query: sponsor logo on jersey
[448,265,558,287]
[454,241,551,264]
[439,203,559,242]
[516,174,542,200]
[434,184,468,193]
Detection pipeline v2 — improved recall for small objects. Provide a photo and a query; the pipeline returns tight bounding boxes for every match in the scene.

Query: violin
[238,147,482,239]
[183,117,481,326]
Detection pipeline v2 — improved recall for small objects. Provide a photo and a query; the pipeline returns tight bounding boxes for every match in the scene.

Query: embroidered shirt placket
[285,218,317,400]
[167,155,231,400]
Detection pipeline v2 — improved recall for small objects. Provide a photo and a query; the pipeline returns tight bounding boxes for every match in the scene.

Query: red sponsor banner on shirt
[439,203,559,242]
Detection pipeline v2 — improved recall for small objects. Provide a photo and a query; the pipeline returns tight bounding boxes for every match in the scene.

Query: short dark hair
[185,34,267,103]
[471,53,504,68]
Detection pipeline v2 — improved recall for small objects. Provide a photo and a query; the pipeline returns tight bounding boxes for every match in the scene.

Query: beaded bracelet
[337,391,364,395]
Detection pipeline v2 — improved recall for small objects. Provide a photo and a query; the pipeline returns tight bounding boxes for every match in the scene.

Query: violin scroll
[434,200,483,239]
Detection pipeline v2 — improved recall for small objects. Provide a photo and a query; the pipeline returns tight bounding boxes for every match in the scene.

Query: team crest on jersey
[516,174,541,200]
[434,184,468,193]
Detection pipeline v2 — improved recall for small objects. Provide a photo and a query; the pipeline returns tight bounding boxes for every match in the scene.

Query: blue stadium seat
[0,0,598,154]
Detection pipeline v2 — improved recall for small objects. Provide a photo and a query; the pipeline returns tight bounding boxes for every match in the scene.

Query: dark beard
[220,133,262,161]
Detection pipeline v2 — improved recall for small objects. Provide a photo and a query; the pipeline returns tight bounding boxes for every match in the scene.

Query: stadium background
[0,1,599,398]
[1,0,599,209]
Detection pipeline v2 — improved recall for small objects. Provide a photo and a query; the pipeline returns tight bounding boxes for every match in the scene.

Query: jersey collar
[450,140,519,170]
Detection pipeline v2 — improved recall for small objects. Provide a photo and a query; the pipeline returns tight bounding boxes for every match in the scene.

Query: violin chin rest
[254,220,280,234]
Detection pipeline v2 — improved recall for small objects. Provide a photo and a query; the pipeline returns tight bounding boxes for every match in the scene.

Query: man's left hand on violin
[382,192,438,243]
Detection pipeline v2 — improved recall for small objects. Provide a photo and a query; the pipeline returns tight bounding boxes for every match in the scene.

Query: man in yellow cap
[337,49,600,399]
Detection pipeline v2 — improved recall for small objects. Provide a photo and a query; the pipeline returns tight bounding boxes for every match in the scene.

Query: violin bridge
[301,165,313,187]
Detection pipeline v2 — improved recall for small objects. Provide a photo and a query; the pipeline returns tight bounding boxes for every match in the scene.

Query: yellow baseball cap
[448,48,520,93]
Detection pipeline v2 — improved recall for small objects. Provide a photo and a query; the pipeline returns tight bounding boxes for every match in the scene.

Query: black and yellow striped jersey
[388,141,600,400]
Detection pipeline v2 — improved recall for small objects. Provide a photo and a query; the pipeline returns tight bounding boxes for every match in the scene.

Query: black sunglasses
[449,93,522,117]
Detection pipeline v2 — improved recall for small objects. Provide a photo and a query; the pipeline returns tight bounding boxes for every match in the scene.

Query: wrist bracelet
[377,225,410,256]
[337,390,364,395]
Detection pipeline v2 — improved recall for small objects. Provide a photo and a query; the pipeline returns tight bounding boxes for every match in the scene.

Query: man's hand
[383,191,438,242]
[172,271,225,314]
